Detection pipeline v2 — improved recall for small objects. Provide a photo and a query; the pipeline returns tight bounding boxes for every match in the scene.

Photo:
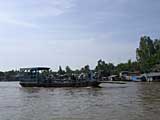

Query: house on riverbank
[142,72,160,82]
[108,75,120,81]
[119,71,141,81]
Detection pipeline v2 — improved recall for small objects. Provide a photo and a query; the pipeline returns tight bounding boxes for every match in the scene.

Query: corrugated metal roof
[146,72,160,77]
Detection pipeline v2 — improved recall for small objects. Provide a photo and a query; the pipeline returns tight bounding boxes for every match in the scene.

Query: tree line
[0,36,160,81]
[63,36,160,76]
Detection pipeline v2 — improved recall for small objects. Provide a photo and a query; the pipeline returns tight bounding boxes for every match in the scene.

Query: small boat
[19,67,100,87]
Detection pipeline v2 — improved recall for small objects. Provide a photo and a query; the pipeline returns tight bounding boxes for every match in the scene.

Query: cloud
[0,16,38,28]
[0,0,75,27]
[0,0,159,70]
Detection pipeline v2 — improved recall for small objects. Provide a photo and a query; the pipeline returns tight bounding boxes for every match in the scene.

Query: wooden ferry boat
[19,67,100,87]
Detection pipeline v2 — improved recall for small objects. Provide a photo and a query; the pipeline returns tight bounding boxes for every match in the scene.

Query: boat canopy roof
[20,67,50,72]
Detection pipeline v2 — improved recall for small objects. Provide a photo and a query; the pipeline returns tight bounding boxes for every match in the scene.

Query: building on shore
[142,72,160,82]
[119,71,141,81]
[108,75,120,81]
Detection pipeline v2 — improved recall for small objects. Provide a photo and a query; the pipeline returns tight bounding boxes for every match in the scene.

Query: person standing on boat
[88,70,95,81]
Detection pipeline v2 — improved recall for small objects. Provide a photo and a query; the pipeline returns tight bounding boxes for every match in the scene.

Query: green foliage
[92,36,160,75]
[0,71,5,76]
[136,36,160,72]
[58,66,65,75]
[95,59,115,76]
[136,36,155,61]
[80,65,90,73]
[65,66,72,75]
[73,69,81,74]
[114,60,140,74]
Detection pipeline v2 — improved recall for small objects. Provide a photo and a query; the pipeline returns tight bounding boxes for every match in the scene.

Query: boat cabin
[20,67,50,83]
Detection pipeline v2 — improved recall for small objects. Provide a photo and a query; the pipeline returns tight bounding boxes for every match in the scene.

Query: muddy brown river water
[0,82,160,120]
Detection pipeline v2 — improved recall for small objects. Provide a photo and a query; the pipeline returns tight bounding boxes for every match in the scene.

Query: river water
[0,82,160,120]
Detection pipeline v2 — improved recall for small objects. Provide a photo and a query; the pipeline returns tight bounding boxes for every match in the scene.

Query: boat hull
[19,81,100,87]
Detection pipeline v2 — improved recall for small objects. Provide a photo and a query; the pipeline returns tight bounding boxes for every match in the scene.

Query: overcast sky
[0,0,160,71]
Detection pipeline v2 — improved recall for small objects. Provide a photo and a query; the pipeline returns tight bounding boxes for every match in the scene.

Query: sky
[0,0,160,71]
